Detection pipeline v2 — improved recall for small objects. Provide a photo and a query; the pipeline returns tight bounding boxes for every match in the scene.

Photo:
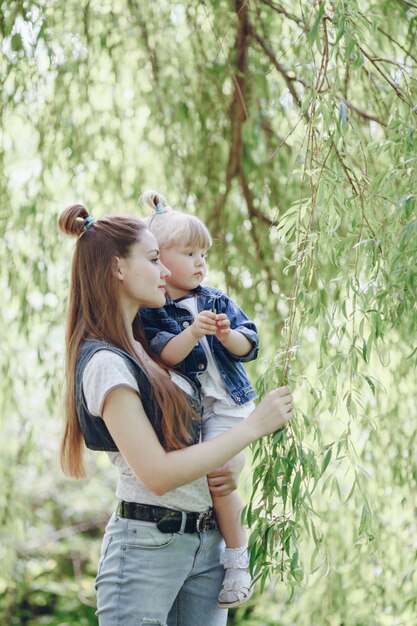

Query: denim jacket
[140,286,259,405]
[75,339,201,451]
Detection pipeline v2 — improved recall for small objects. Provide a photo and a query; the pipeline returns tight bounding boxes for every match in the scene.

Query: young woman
[59,204,293,626]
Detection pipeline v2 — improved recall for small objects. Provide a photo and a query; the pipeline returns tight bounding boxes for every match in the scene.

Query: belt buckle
[196,511,211,533]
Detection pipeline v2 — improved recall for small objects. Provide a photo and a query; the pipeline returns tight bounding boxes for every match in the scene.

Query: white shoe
[217,546,253,609]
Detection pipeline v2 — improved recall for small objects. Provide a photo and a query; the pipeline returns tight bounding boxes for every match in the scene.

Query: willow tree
[1,0,416,624]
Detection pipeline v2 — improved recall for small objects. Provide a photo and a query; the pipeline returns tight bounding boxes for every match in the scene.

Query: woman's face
[116,230,170,309]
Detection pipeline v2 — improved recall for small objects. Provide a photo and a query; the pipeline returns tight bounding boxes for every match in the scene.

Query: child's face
[159,244,208,300]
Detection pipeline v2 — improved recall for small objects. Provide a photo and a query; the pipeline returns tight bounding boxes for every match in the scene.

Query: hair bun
[59,204,90,237]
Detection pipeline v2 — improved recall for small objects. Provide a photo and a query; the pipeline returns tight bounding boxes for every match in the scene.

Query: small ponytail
[139,189,173,215]
[139,188,212,250]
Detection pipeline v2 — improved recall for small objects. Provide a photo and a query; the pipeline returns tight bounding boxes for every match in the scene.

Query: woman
[59,204,293,626]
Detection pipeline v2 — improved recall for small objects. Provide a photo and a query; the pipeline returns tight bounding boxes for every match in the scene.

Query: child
[139,189,259,608]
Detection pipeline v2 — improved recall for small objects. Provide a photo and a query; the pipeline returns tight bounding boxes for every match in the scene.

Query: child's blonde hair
[140,189,212,250]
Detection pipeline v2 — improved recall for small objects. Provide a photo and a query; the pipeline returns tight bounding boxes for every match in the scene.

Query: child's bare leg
[212,490,246,547]
[212,491,253,608]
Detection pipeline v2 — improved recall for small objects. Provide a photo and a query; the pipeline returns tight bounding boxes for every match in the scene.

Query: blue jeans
[95,512,228,626]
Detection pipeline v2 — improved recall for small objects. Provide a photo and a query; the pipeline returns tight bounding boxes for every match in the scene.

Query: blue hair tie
[84,216,95,229]
[155,202,166,215]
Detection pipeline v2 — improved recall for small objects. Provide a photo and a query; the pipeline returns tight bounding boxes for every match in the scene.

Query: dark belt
[117,501,218,534]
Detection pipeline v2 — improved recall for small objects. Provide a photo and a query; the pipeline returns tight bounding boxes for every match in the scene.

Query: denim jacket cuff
[149,331,176,356]
[224,328,259,363]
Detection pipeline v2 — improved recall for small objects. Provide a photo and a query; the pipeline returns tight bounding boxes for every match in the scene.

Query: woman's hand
[207,453,246,497]
[247,386,293,439]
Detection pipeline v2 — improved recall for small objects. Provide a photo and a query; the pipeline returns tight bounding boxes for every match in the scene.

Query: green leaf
[291,472,302,507]
[364,376,376,396]
[358,502,372,536]
[321,447,332,476]
[308,3,325,46]
[11,33,23,52]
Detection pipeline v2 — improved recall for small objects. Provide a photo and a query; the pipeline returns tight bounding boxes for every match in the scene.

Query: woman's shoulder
[82,349,141,418]
[87,348,128,368]
[83,350,139,384]
[79,342,147,389]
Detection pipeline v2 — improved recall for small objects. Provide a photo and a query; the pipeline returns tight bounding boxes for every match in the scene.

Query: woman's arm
[102,385,292,496]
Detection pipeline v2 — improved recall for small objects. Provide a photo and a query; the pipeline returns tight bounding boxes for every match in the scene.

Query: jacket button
[197,364,205,371]
[236,397,241,402]
[182,321,190,328]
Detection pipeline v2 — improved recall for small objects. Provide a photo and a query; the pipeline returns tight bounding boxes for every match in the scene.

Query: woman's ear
[111,256,124,280]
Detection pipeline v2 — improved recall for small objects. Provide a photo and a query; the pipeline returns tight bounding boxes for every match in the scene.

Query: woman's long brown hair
[59,204,197,478]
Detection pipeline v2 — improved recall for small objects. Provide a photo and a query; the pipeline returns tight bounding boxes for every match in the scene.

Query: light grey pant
[95,512,228,626]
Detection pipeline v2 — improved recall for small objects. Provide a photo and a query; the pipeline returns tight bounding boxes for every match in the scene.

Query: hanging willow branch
[241,0,417,591]
[245,93,333,591]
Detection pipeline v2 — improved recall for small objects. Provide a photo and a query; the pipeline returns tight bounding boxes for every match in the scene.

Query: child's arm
[215,314,253,357]
[160,310,218,366]
[213,295,259,361]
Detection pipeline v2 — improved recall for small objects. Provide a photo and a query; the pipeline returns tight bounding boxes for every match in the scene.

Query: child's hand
[190,310,217,339]
[215,313,231,342]
[207,453,245,496]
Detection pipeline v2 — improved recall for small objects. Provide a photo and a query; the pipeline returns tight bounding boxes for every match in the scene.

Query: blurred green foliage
[1,0,416,624]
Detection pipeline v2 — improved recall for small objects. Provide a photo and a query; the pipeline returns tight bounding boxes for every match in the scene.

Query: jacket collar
[165,284,222,305]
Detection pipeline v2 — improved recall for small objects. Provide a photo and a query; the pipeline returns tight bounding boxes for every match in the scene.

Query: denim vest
[140,286,259,406]
[75,339,201,452]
